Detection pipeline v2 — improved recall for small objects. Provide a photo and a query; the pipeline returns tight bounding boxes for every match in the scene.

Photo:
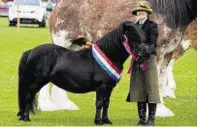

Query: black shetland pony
[17,21,145,125]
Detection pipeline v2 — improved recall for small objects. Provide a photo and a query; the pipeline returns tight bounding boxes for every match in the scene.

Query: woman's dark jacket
[138,19,158,55]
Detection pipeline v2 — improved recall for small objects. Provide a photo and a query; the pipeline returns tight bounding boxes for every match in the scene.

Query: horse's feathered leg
[102,87,113,124]
[94,85,106,125]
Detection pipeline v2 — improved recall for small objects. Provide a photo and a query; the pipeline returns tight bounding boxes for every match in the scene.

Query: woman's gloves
[139,43,155,54]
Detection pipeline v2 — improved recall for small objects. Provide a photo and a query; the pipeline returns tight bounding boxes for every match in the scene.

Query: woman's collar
[139,17,148,24]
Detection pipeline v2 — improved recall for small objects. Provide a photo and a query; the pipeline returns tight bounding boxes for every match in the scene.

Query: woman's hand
[139,43,155,54]
[139,44,149,54]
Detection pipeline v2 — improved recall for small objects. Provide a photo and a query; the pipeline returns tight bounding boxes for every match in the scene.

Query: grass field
[0,17,197,126]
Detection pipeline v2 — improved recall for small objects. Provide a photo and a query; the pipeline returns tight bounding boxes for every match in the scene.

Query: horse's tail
[19,50,31,81]
[17,50,34,116]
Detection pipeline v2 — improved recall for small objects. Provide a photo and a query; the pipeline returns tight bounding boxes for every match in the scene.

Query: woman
[126,1,160,126]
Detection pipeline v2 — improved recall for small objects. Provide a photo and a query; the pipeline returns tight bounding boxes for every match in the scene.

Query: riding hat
[132,1,153,15]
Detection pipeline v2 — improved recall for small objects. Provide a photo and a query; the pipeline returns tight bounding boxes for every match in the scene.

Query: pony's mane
[95,22,131,64]
[149,0,197,28]
[97,22,125,50]
[129,23,146,43]
[95,21,146,64]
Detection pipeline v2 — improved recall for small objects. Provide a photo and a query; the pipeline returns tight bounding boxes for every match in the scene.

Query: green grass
[0,17,196,126]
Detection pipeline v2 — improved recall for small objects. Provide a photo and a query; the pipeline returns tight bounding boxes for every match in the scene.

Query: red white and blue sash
[123,35,138,60]
[91,35,139,82]
[122,35,139,73]
[92,44,122,82]
[123,35,148,73]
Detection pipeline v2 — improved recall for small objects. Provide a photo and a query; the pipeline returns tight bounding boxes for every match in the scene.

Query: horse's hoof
[103,119,112,124]
[94,119,103,125]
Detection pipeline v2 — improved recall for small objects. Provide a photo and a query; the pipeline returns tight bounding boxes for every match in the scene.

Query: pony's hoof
[94,119,103,125]
[103,119,112,124]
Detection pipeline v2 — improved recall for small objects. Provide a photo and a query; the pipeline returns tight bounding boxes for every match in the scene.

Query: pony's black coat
[17,21,145,124]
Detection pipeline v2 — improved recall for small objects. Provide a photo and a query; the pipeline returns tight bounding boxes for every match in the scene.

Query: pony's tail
[17,50,32,116]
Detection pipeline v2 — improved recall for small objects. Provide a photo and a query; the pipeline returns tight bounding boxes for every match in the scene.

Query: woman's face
[136,11,148,20]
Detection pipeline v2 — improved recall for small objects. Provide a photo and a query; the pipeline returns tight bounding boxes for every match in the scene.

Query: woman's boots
[137,102,147,125]
[137,102,157,126]
[145,103,157,126]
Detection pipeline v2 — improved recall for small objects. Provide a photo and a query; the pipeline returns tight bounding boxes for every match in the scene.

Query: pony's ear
[123,21,134,32]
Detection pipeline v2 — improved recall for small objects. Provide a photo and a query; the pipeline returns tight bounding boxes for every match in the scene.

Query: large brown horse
[149,0,197,99]
[48,0,197,117]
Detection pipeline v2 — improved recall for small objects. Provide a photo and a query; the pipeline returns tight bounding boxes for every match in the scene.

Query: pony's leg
[21,85,43,121]
[102,87,113,124]
[51,85,79,110]
[18,73,48,122]
[37,83,57,111]
[22,94,34,121]
[18,83,26,120]
[18,74,33,121]
[94,85,105,125]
